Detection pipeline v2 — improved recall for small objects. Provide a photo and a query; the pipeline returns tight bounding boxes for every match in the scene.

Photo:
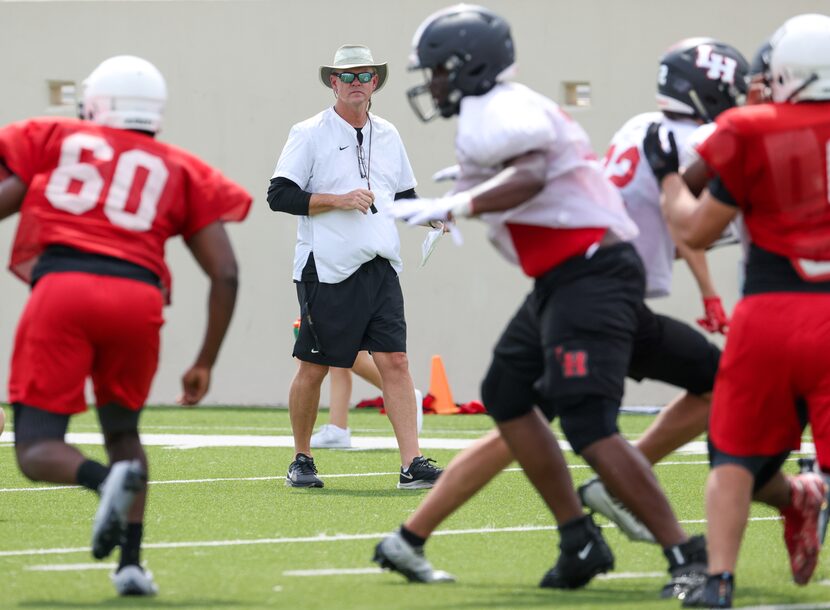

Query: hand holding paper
[420,222,463,267]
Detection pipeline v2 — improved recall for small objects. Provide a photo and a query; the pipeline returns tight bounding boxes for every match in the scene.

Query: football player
[376,4,705,597]
[0,55,251,596]
[645,14,830,607]
[579,38,749,541]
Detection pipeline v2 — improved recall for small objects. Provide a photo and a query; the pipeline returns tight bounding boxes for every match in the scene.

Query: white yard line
[596,571,664,580]
[0,461,725,494]
[5,431,813,455]
[283,567,385,577]
[741,602,830,610]
[281,568,666,579]
[26,563,116,572]
[2,517,784,559]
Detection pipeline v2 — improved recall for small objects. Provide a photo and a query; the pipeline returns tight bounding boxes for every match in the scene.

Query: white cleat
[310,424,351,448]
[91,460,146,559]
[578,477,656,543]
[111,565,158,596]
[373,531,455,583]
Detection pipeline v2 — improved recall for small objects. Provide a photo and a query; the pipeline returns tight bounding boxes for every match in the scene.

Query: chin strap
[786,72,819,102]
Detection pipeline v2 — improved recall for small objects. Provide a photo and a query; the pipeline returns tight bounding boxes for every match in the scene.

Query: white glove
[431,165,461,183]
[389,192,473,225]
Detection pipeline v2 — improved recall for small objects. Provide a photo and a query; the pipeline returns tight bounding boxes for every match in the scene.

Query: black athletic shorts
[627,304,721,396]
[293,256,406,368]
[487,242,645,421]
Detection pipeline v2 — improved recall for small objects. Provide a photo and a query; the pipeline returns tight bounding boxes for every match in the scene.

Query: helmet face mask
[747,41,773,105]
[80,55,167,134]
[407,66,457,122]
[407,4,515,121]
[770,14,830,103]
[656,38,749,122]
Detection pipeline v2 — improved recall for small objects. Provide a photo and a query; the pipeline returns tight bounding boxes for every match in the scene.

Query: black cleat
[540,515,614,589]
[91,460,146,560]
[661,535,708,599]
[682,572,734,608]
[286,453,323,488]
[373,531,455,583]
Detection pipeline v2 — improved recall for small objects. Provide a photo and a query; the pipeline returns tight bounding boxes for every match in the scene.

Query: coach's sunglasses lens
[335,72,373,84]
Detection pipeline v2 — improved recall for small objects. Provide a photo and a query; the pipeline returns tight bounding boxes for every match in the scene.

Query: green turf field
[1,406,828,609]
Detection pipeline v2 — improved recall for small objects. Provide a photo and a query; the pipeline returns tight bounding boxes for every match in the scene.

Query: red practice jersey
[697,102,830,281]
[0,117,252,300]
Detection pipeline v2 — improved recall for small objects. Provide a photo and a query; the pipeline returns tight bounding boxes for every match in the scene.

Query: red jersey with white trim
[0,117,252,300]
[451,82,637,278]
[697,103,830,281]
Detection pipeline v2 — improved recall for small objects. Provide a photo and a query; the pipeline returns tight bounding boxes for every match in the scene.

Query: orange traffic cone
[429,355,459,414]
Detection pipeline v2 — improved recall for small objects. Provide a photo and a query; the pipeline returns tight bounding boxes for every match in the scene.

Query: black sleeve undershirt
[707,175,738,207]
[267,177,417,215]
[267,177,311,215]
[395,188,417,200]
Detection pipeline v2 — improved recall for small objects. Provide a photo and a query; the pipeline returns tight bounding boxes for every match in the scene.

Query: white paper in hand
[420,228,443,267]
[420,222,464,267]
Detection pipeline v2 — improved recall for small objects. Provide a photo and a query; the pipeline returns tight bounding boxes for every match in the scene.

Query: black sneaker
[682,572,734,608]
[286,453,323,488]
[398,456,442,489]
[661,535,708,599]
[539,515,614,589]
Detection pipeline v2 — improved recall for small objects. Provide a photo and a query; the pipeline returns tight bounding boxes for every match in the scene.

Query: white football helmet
[81,55,167,133]
[770,13,830,103]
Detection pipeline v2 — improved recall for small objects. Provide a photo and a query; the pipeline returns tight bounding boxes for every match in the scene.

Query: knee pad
[12,403,69,444]
[708,437,789,492]
[557,394,619,454]
[97,403,141,437]
[481,356,541,422]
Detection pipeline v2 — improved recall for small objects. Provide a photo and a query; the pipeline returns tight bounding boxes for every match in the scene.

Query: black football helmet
[749,40,772,80]
[747,40,772,104]
[656,38,749,122]
[407,4,515,121]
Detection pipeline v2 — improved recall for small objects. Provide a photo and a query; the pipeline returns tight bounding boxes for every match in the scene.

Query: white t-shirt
[603,112,700,297]
[451,82,637,268]
[273,107,417,284]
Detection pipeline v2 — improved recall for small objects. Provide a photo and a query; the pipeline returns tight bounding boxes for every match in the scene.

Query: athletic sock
[76,459,109,492]
[558,514,592,547]
[119,523,144,569]
[399,525,426,550]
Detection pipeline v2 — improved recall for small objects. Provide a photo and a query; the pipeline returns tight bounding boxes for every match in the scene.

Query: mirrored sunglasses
[334,71,374,84]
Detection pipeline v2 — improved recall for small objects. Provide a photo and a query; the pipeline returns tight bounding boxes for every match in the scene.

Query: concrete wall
[0,0,824,407]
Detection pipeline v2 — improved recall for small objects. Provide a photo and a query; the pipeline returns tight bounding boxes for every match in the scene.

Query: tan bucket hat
[319,44,388,93]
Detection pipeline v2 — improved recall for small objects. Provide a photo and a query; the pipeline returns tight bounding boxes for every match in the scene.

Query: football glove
[697,296,729,335]
[642,122,679,183]
[431,165,461,183]
[389,192,472,225]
